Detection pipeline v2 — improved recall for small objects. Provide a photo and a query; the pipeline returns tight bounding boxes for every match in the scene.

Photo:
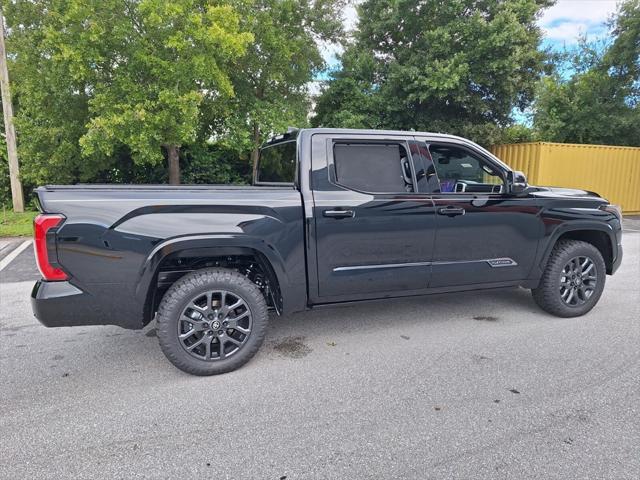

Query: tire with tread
[532,239,606,317]
[156,268,268,375]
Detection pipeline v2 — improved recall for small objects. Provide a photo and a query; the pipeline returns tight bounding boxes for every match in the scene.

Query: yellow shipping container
[490,142,640,215]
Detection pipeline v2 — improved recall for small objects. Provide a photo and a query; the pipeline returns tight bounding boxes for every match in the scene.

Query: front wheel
[156,268,268,375]
[532,240,606,317]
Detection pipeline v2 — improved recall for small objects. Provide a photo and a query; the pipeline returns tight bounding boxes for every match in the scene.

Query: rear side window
[256,141,297,184]
[333,142,414,193]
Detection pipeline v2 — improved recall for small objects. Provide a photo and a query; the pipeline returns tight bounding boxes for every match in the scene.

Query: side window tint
[429,144,504,193]
[333,142,414,193]
[256,141,296,184]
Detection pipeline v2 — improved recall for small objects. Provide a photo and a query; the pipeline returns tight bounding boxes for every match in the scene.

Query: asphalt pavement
[1,221,639,479]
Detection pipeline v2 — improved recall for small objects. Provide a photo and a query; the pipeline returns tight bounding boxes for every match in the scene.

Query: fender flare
[135,233,290,317]
[537,221,617,271]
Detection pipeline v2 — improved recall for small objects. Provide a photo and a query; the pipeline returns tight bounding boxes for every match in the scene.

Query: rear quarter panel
[37,186,305,328]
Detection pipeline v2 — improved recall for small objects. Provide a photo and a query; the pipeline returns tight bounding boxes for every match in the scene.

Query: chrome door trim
[333,261,432,272]
[333,257,518,272]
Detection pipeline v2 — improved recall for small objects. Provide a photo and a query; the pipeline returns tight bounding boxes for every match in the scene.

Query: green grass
[0,209,38,237]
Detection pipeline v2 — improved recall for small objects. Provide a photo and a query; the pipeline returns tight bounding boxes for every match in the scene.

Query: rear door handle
[323,209,355,219]
[437,206,465,217]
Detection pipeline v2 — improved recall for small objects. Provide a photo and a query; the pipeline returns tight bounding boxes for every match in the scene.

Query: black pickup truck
[31,128,623,375]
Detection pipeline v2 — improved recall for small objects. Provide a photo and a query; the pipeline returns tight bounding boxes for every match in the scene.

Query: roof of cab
[297,127,471,143]
[264,127,472,144]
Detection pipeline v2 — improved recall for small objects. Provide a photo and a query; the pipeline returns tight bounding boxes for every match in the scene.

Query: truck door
[415,138,543,287]
[309,133,436,301]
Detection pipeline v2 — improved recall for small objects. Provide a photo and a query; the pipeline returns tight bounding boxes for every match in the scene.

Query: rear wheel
[532,240,606,317]
[156,268,268,375]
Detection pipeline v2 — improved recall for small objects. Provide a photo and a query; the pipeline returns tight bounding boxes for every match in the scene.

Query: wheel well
[556,230,613,274]
[145,247,282,325]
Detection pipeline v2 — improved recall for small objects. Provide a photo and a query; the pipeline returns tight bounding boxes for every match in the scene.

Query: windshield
[256,141,297,184]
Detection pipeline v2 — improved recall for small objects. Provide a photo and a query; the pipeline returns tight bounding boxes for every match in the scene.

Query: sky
[539,0,619,49]
[319,0,620,73]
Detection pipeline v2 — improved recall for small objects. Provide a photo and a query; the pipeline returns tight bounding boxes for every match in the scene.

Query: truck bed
[33,184,306,329]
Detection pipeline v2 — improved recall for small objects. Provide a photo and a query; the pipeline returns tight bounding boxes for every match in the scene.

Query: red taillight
[33,214,68,281]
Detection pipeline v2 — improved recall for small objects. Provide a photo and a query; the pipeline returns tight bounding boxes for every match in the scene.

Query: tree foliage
[218,0,344,172]
[313,0,554,146]
[76,1,252,178]
[4,0,343,188]
[533,0,640,146]
[41,1,249,183]
[5,0,92,186]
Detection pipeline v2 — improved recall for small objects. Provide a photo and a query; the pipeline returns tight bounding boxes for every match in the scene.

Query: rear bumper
[31,280,146,329]
[31,280,97,327]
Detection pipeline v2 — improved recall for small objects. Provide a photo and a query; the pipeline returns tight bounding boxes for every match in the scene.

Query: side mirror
[507,170,528,194]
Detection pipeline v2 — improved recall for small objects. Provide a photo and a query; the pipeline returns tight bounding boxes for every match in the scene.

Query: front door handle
[437,206,466,217]
[323,209,355,219]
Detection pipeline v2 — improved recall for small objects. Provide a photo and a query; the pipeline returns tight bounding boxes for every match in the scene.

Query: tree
[312,47,380,129]
[4,1,90,190]
[313,0,554,146]
[604,0,640,86]
[1,0,351,205]
[214,0,345,177]
[7,0,252,185]
[533,0,640,146]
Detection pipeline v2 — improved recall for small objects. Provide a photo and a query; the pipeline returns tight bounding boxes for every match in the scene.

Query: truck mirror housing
[508,170,528,194]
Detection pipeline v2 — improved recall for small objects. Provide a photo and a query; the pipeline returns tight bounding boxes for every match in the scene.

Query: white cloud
[342,3,359,31]
[540,0,618,25]
[538,0,618,43]
[319,40,344,67]
[307,80,323,97]
[319,3,358,66]
[543,21,590,42]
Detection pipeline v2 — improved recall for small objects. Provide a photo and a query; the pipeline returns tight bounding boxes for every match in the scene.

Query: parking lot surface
[1,220,639,479]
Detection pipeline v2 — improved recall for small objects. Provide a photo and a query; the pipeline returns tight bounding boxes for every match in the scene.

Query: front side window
[429,144,504,193]
[333,142,414,193]
[256,140,297,184]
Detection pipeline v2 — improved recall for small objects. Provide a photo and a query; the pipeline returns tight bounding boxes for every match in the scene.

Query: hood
[531,186,604,200]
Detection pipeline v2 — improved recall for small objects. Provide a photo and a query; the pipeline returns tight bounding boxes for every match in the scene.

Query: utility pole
[0,7,24,213]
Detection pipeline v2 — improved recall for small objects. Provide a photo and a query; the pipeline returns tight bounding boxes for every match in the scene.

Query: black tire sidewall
[533,240,606,317]
[156,269,268,375]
